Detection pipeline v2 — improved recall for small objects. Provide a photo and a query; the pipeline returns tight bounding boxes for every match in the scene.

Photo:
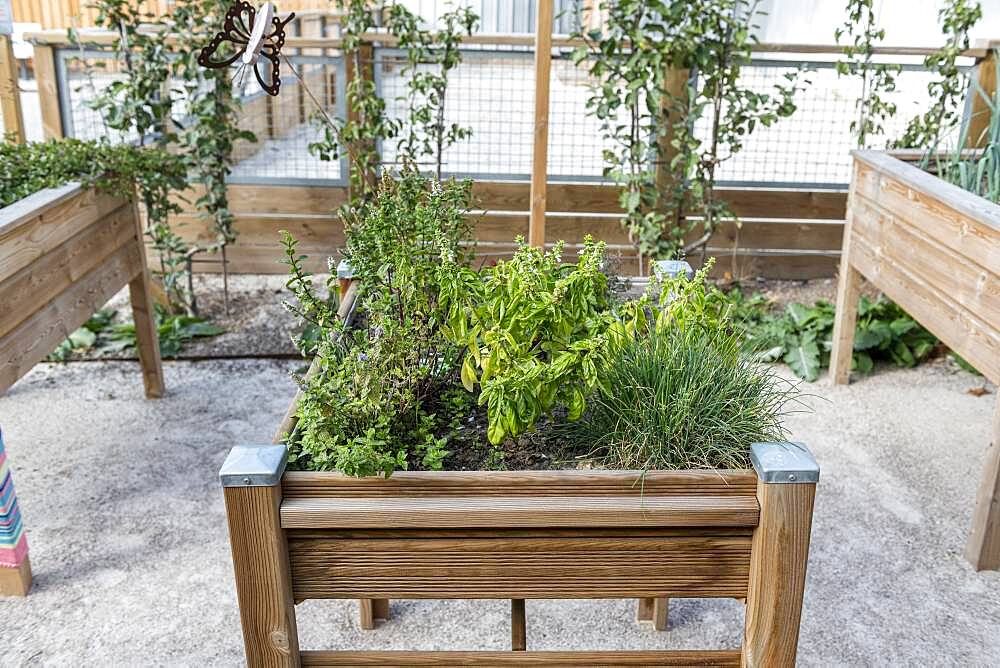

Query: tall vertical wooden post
[0,35,26,143]
[743,442,819,667]
[966,40,998,149]
[528,0,553,248]
[966,397,1000,571]
[32,44,63,139]
[221,444,300,667]
[0,429,31,597]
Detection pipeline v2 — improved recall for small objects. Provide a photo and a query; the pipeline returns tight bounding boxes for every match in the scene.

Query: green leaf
[461,355,477,392]
[783,336,821,381]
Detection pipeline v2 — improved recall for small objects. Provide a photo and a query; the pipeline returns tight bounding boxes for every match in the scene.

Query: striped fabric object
[0,430,28,568]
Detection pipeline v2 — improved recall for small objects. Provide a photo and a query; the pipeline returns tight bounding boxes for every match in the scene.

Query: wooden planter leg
[129,200,165,399]
[0,430,31,597]
[511,599,526,651]
[220,445,300,667]
[359,598,390,630]
[830,221,862,385]
[966,398,1000,571]
[743,442,820,668]
[636,597,668,631]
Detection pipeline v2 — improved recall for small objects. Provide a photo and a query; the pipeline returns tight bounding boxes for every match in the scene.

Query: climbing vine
[573,0,803,262]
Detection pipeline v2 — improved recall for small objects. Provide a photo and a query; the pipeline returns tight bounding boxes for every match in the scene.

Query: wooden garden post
[829,168,862,385]
[220,444,300,668]
[0,34,26,143]
[743,442,820,667]
[528,0,553,248]
[966,396,1000,571]
[0,429,31,597]
[966,40,998,149]
[32,44,63,139]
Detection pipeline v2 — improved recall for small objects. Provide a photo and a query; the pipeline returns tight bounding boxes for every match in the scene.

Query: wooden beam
[830,169,863,385]
[0,35,25,143]
[966,397,1000,571]
[511,599,526,651]
[299,650,742,666]
[127,198,165,398]
[32,44,62,139]
[636,597,669,631]
[967,43,997,149]
[527,0,553,248]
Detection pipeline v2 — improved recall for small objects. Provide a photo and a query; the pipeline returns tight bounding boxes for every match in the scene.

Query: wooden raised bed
[220,282,821,667]
[831,150,1000,570]
[0,182,164,595]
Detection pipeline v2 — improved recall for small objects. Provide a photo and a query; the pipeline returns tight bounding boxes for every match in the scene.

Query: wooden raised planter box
[831,150,1000,570]
[0,182,163,596]
[220,283,821,667]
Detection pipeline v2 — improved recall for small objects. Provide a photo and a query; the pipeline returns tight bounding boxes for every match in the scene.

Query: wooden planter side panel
[845,152,1000,383]
[279,470,759,602]
[0,185,163,396]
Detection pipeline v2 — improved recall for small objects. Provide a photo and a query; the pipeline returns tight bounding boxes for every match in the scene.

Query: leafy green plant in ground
[46,307,224,361]
[562,325,798,471]
[729,290,938,381]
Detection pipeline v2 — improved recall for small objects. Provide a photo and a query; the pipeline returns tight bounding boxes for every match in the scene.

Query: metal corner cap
[336,259,355,280]
[220,444,288,487]
[653,259,694,280]
[750,441,820,484]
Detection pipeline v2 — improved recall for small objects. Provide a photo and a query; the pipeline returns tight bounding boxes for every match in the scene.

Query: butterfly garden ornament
[197,1,295,96]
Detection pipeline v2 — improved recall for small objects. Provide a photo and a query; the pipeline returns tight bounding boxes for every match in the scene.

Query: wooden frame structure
[831,151,1000,570]
[220,278,820,667]
[221,445,820,668]
[0,183,164,594]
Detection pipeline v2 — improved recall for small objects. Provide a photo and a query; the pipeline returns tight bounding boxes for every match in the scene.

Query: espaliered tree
[77,0,253,315]
[573,0,805,264]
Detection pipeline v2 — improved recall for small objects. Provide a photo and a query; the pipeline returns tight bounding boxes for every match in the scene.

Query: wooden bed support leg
[220,444,300,667]
[830,245,862,385]
[359,599,390,630]
[743,442,820,667]
[0,430,31,597]
[966,398,1000,571]
[636,597,668,631]
[511,599,526,651]
[128,200,165,399]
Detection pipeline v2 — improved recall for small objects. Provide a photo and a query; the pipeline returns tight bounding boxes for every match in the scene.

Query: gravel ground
[1,279,998,666]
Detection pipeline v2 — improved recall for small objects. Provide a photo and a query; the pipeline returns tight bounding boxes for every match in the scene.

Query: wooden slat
[849,207,1000,383]
[851,193,1000,331]
[300,650,742,666]
[0,36,25,143]
[0,185,127,282]
[0,203,135,338]
[527,0,553,247]
[288,534,751,599]
[0,241,142,393]
[280,495,759,530]
[126,197,165,398]
[282,469,759,498]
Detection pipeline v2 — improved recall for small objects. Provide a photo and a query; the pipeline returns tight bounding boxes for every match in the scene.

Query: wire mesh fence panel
[692,58,970,189]
[58,49,139,144]
[229,54,347,185]
[376,47,537,179]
